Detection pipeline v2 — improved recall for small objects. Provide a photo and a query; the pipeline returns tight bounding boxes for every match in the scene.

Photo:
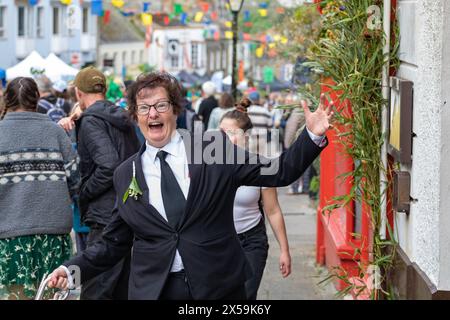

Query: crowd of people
[0,67,331,300]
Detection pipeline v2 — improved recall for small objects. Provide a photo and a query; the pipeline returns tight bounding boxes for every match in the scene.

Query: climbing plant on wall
[302,0,400,299]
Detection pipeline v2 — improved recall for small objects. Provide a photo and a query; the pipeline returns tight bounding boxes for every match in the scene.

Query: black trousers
[238,218,269,300]
[80,226,130,300]
[159,270,247,300]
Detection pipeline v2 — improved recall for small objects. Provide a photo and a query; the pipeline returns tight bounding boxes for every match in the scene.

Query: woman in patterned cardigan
[0,77,79,299]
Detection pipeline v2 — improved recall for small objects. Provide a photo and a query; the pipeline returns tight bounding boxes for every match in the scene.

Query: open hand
[302,93,334,137]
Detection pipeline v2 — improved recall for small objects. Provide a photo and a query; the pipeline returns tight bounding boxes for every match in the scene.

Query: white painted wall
[395,0,450,290]
[148,26,207,75]
[99,42,147,75]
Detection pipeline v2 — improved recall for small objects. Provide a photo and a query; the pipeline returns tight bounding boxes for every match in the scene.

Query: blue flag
[143,2,151,13]
[91,0,103,16]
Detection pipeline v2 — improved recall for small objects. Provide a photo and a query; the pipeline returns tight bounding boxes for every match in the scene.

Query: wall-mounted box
[388,77,413,165]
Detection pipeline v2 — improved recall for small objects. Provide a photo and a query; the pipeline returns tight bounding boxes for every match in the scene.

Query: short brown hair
[219,92,234,109]
[127,72,183,121]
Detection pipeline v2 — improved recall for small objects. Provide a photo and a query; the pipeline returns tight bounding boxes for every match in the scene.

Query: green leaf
[122,190,129,204]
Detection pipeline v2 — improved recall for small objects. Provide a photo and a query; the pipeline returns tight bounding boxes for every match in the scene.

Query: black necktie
[156,150,186,229]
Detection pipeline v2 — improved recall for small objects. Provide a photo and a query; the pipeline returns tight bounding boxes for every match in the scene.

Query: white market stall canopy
[6,51,46,80]
[6,51,79,82]
[44,53,79,82]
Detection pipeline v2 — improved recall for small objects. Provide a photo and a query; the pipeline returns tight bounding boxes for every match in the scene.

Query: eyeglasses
[136,101,171,115]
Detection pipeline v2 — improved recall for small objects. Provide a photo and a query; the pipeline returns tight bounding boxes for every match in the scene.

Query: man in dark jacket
[72,66,140,299]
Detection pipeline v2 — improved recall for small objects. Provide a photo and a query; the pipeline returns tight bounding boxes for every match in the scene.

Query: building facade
[0,0,97,70]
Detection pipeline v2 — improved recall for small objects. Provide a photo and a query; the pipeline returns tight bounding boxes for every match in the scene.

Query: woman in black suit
[48,72,333,300]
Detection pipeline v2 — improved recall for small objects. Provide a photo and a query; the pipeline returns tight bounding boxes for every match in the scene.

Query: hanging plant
[299,0,400,299]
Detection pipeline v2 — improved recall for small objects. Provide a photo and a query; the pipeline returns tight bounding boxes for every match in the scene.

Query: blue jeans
[237,218,269,300]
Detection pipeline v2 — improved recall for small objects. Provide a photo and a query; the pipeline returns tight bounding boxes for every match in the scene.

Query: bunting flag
[276,7,285,14]
[225,21,232,28]
[244,22,253,27]
[238,61,244,82]
[243,33,251,41]
[225,31,233,39]
[225,2,230,10]
[174,3,183,15]
[91,0,103,16]
[29,0,39,6]
[164,15,170,25]
[243,10,250,21]
[200,2,209,13]
[256,46,264,58]
[273,34,281,42]
[111,0,124,9]
[214,31,220,41]
[210,12,218,21]
[258,9,267,17]
[180,12,188,24]
[103,10,111,24]
[194,12,204,22]
[280,36,288,44]
[141,13,153,26]
[143,2,151,13]
[259,35,267,43]
[268,43,276,49]
[60,0,72,5]
[259,2,268,9]
[145,25,152,48]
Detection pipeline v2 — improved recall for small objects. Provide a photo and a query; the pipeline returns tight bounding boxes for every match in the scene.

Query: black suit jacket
[65,128,327,300]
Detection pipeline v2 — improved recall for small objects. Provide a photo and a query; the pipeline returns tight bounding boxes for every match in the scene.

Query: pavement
[257,187,337,300]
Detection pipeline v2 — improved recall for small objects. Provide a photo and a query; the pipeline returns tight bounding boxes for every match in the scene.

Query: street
[258,187,336,300]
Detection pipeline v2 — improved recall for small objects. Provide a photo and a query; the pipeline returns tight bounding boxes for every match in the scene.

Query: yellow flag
[281,36,288,44]
[256,47,264,58]
[225,3,230,10]
[269,43,276,49]
[258,9,267,17]
[225,31,234,39]
[225,21,232,28]
[194,12,204,22]
[112,0,125,8]
[60,0,72,5]
[273,34,281,42]
[141,13,153,26]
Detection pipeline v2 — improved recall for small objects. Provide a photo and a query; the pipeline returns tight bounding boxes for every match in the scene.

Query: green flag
[263,67,274,84]
[174,3,183,15]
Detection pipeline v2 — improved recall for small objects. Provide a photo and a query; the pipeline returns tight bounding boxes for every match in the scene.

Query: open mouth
[148,122,164,131]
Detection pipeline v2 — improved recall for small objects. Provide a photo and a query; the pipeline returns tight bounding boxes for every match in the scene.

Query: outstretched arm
[232,94,334,188]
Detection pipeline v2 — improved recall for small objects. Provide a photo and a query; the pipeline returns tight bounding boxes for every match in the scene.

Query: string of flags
[44,0,291,58]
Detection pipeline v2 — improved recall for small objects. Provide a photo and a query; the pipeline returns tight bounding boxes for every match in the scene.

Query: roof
[100,7,144,44]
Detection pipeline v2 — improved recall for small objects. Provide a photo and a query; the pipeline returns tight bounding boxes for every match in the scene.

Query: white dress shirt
[141,131,190,272]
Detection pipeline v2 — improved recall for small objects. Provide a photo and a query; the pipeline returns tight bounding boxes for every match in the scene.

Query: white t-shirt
[233,186,266,234]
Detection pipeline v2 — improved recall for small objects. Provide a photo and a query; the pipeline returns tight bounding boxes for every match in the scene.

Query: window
[215,50,220,70]
[0,6,6,38]
[53,7,59,35]
[82,7,88,33]
[171,55,179,68]
[36,7,44,37]
[18,6,25,37]
[131,50,135,64]
[139,50,144,63]
[191,43,199,68]
[28,6,34,37]
[122,51,127,66]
